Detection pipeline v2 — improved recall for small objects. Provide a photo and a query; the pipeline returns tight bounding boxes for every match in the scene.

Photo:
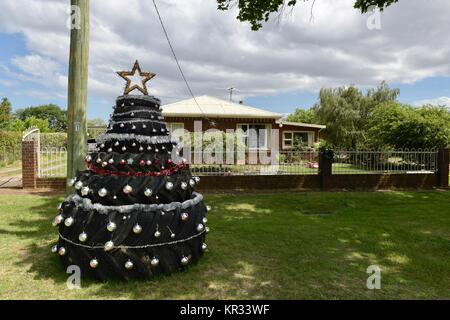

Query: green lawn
[0,191,449,299]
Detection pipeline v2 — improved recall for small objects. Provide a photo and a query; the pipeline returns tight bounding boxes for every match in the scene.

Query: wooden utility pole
[67,0,89,192]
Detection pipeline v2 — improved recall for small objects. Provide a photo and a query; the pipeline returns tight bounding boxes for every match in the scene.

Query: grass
[0,190,449,299]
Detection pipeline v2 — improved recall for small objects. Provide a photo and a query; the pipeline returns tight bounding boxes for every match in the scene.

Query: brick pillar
[436,148,449,188]
[319,150,333,190]
[22,140,38,189]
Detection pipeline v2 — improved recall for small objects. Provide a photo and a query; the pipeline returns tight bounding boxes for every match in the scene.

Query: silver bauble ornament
[81,186,90,196]
[114,141,120,146]
[74,181,83,190]
[64,216,74,227]
[96,157,102,164]
[203,217,208,224]
[181,256,189,265]
[124,260,134,269]
[154,230,161,238]
[170,233,176,239]
[89,259,99,268]
[101,161,108,167]
[52,214,64,226]
[123,185,133,194]
[196,223,204,232]
[131,125,136,130]
[58,247,66,256]
[142,124,147,128]
[189,179,195,187]
[104,241,114,251]
[121,146,127,151]
[68,178,76,187]
[107,221,117,232]
[194,176,200,184]
[146,160,152,166]
[107,148,113,152]
[98,188,108,197]
[144,188,152,197]
[206,205,212,212]
[133,224,142,234]
[150,257,159,267]
[139,146,144,151]
[85,155,92,162]
[79,232,88,242]
[205,226,210,233]
[165,181,174,191]
[120,123,124,128]
[181,182,188,190]
[51,245,58,253]
[108,158,114,164]
[181,212,189,221]
[201,243,208,251]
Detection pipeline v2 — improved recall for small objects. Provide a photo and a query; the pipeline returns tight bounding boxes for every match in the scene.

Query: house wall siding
[164,116,321,150]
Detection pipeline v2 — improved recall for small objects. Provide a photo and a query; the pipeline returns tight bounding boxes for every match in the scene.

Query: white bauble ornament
[104,241,114,251]
[98,188,108,197]
[180,182,188,190]
[154,230,161,238]
[64,217,74,227]
[52,214,64,226]
[123,185,133,194]
[196,223,204,232]
[58,247,66,256]
[125,260,134,270]
[181,256,189,265]
[181,212,189,221]
[51,245,58,253]
[165,181,174,191]
[107,221,117,232]
[74,181,83,190]
[79,232,88,242]
[133,224,142,234]
[90,259,99,268]
[150,257,159,267]
[144,188,152,197]
[81,186,90,196]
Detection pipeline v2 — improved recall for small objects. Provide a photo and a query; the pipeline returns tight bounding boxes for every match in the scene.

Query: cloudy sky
[0,0,449,120]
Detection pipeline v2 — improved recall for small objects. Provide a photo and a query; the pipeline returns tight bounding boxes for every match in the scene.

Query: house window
[283,131,313,149]
[167,122,185,143]
[167,122,184,132]
[237,124,270,149]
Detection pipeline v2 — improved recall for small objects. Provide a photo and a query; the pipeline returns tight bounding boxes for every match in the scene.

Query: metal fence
[39,147,67,177]
[0,146,22,167]
[189,150,319,176]
[332,150,438,174]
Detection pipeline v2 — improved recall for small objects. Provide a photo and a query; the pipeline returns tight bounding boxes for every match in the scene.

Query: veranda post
[67,0,89,193]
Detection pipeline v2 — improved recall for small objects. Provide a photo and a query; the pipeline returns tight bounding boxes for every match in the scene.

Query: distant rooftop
[161,95,283,119]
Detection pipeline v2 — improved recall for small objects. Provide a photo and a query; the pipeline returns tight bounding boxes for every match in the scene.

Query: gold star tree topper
[117,60,156,95]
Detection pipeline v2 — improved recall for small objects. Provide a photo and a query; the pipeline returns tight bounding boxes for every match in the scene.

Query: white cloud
[0,0,450,106]
[413,97,450,107]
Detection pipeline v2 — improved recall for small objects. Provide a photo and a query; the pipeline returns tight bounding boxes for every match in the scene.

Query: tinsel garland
[87,162,188,177]
[96,133,177,144]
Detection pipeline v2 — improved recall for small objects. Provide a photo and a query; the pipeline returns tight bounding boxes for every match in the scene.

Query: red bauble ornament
[139,160,146,167]
[119,159,126,165]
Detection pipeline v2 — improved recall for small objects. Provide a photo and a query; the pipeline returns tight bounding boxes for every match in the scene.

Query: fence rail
[34,148,440,178]
[0,146,22,168]
[39,147,67,178]
[332,150,438,174]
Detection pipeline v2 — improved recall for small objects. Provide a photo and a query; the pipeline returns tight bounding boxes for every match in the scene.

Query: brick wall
[22,140,38,189]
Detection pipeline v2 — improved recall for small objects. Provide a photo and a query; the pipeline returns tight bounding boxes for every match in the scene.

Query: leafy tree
[87,118,106,127]
[15,104,66,132]
[311,82,398,149]
[0,97,12,129]
[368,102,450,149]
[217,0,400,30]
[286,108,317,123]
[9,116,52,133]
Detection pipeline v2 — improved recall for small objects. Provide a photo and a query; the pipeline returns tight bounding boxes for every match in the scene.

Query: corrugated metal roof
[161,95,283,119]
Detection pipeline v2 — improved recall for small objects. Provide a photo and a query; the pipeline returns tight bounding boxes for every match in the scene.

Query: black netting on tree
[51,63,209,281]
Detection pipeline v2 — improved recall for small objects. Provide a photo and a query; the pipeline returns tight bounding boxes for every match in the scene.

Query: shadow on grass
[2,190,449,299]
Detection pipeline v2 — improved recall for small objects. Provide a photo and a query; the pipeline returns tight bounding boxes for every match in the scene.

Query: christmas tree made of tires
[52,61,209,281]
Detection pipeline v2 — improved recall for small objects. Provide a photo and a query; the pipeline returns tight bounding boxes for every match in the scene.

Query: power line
[152,0,211,122]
